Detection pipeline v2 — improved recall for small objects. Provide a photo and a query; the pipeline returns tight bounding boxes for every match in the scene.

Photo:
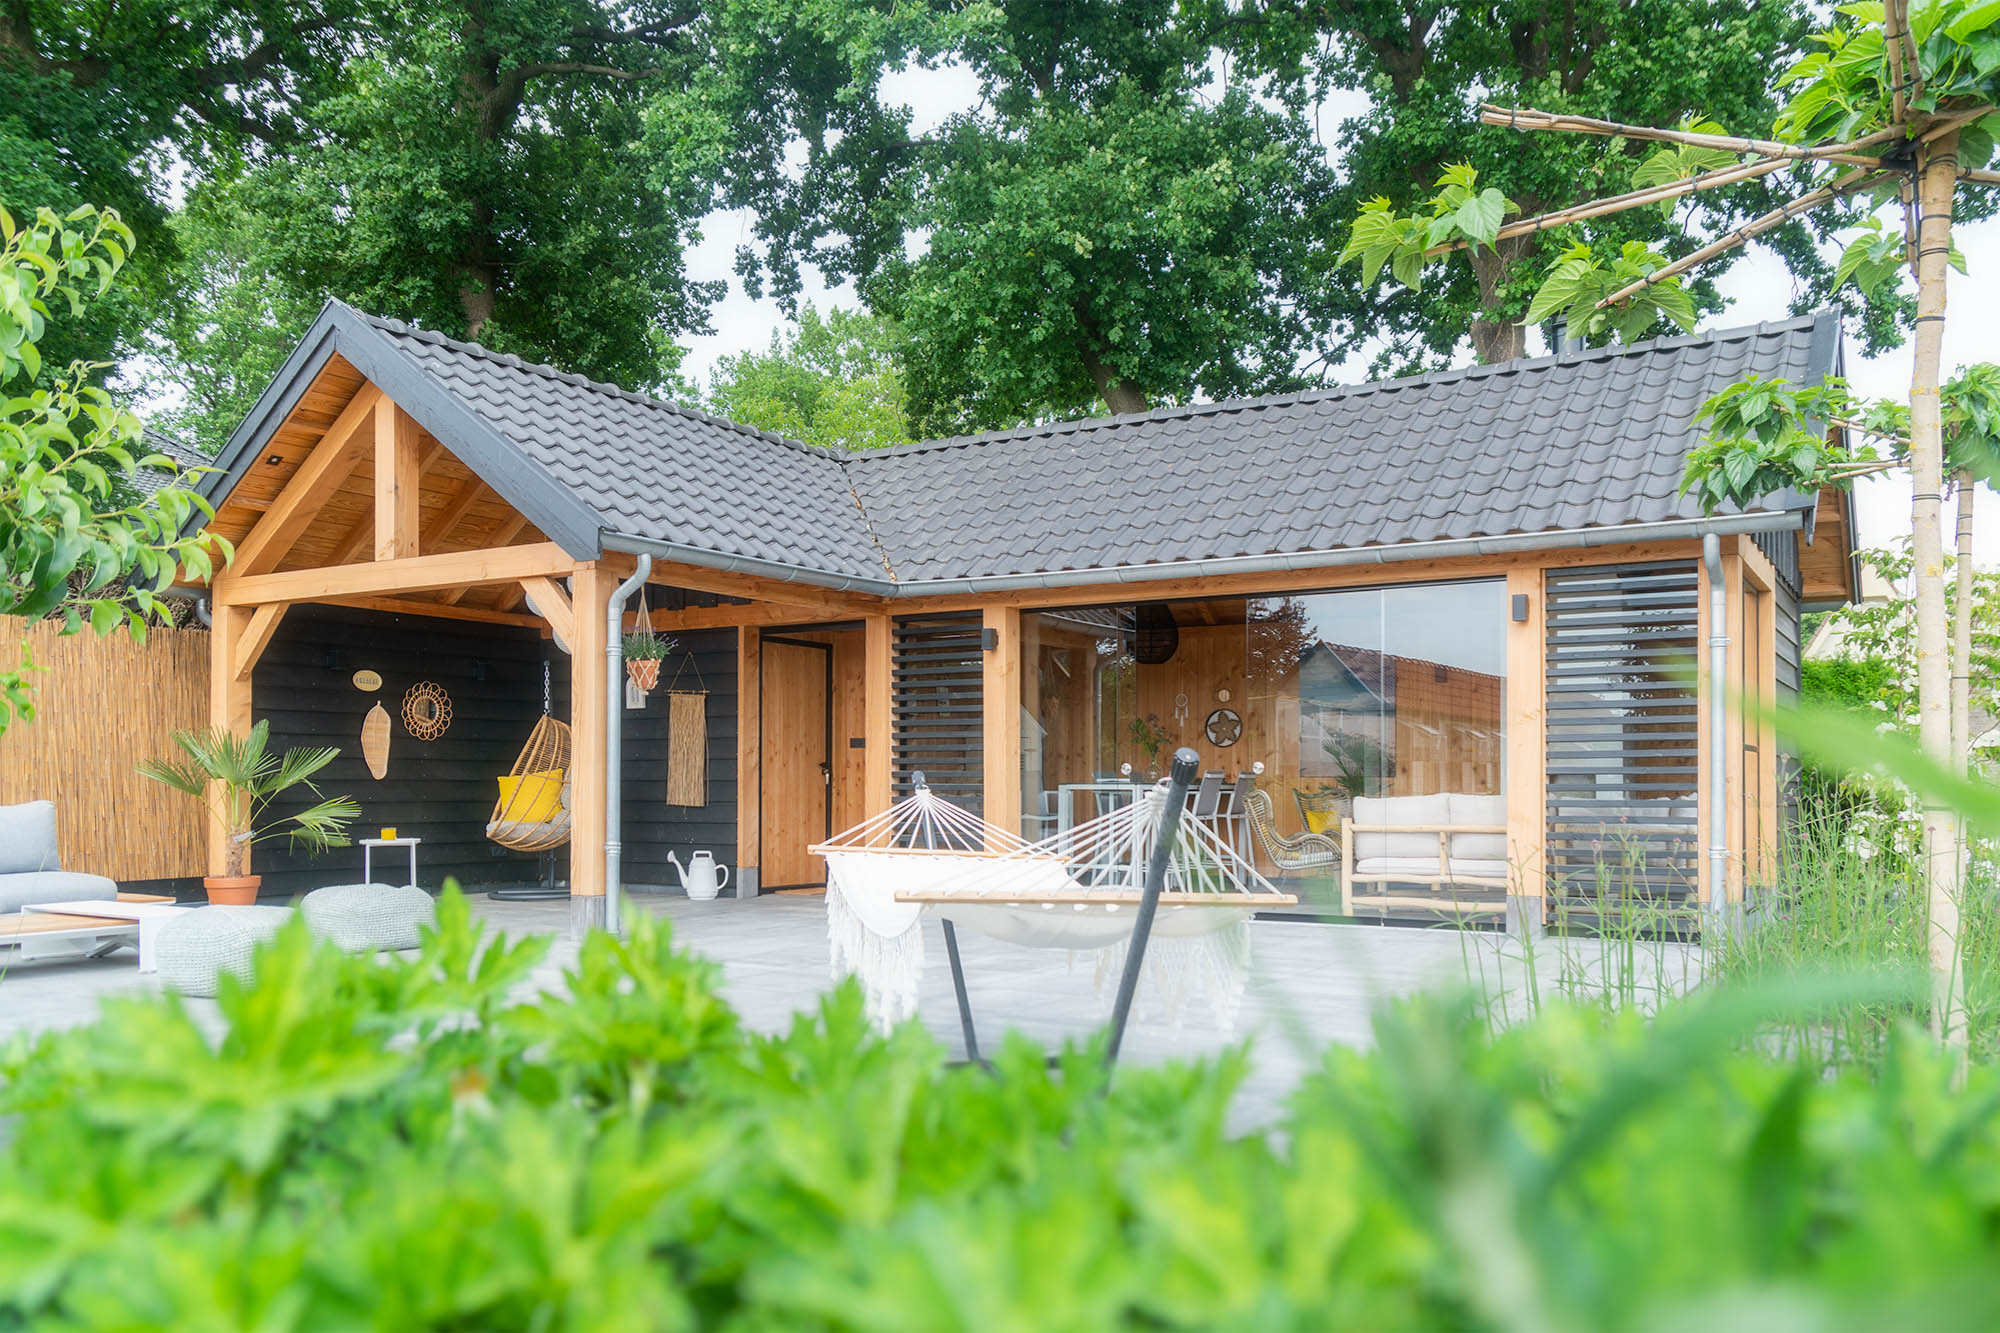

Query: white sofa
[1340,793,1510,916]
[0,800,118,913]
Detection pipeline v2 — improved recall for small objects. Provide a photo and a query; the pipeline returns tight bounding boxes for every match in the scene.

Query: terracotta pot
[627,657,661,692]
[204,874,262,906]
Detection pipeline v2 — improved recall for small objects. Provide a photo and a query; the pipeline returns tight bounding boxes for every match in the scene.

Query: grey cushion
[0,871,118,913]
[300,883,436,953]
[155,905,293,997]
[0,801,60,875]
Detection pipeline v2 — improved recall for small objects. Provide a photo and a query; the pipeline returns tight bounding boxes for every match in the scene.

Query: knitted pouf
[300,882,436,953]
[154,905,294,997]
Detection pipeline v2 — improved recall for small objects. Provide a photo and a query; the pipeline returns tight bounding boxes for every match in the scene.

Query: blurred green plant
[4,879,2000,1329]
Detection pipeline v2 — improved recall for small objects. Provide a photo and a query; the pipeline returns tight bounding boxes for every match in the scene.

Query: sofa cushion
[1351,793,1452,861]
[0,801,60,875]
[0,871,119,913]
[1449,794,1508,861]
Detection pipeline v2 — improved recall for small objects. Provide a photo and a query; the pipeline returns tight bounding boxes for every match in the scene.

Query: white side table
[361,837,421,887]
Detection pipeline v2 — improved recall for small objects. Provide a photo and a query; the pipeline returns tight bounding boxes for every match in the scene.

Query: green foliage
[1777,0,2000,160]
[10,887,2000,1327]
[135,719,359,876]
[1802,654,1897,710]
[703,304,911,450]
[620,625,673,662]
[1628,118,1741,213]
[877,69,1340,429]
[1520,239,1699,346]
[1339,163,1517,290]
[0,204,226,733]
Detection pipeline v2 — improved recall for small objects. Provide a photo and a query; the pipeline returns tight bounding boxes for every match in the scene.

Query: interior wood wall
[0,619,209,884]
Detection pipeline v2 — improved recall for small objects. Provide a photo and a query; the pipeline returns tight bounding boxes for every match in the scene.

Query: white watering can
[665,850,730,902]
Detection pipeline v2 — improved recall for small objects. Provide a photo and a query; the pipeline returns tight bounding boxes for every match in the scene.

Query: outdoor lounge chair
[1339,793,1511,917]
[0,801,118,913]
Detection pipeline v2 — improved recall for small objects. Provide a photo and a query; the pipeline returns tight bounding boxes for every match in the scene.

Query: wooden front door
[760,638,833,888]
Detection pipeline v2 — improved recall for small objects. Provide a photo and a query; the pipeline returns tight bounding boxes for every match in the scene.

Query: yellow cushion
[1304,809,1337,835]
[497,769,566,823]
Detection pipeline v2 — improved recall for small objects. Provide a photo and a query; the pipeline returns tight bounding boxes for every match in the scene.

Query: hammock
[486,712,573,852]
[812,779,1294,1031]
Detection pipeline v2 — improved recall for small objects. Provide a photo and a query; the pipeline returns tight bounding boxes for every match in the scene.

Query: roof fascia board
[606,511,1802,603]
[191,305,345,525]
[323,306,605,560]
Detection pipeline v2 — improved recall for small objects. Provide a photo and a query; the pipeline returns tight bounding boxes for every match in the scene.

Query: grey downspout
[1702,534,1730,934]
[604,556,653,936]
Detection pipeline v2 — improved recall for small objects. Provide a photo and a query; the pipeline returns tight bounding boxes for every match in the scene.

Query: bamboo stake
[1595,169,1886,308]
[1421,156,1795,259]
[1885,0,1911,125]
[1479,105,1907,166]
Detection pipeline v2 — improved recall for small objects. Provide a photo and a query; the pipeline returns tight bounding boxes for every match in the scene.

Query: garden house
[184,303,1858,930]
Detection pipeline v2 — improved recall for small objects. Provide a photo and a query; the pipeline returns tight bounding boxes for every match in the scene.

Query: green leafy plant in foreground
[5,885,2000,1329]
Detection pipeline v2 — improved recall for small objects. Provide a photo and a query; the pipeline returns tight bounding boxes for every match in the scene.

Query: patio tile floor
[0,891,1701,1131]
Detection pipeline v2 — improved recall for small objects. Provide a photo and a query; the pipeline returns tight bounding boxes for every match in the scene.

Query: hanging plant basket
[627,657,661,692]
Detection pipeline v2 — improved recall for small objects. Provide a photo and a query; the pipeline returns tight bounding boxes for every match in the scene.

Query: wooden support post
[737,627,761,894]
[982,605,1021,839]
[1723,551,1746,904]
[1504,565,1546,936]
[568,562,610,928]
[518,576,575,647]
[374,404,422,561]
[863,612,893,815]
[231,604,288,682]
[206,598,254,877]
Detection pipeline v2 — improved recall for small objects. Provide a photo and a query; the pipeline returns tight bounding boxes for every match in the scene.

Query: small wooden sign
[353,669,383,691]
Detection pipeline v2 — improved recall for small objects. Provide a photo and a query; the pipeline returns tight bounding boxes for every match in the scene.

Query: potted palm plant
[622,626,675,693]
[137,720,360,904]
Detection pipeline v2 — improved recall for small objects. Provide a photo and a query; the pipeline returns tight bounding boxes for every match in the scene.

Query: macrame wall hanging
[665,649,708,808]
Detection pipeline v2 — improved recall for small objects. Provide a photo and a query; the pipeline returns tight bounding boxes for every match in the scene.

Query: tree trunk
[1468,239,1532,363]
[1952,471,1974,772]
[1907,130,1964,1058]
[1083,352,1148,415]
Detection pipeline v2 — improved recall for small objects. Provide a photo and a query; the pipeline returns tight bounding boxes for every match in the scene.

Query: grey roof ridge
[346,303,855,464]
[848,310,1839,463]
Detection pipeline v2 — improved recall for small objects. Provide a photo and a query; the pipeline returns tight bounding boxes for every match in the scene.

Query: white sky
[674,61,2000,564]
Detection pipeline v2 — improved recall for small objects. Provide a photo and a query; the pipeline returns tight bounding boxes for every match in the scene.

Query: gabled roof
[202,303,1840,596]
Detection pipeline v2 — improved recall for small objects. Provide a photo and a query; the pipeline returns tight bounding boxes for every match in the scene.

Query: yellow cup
[381,828,397,840]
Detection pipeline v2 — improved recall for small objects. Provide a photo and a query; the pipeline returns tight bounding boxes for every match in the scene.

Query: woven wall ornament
[361,703,391,779]
[401,681,453,740]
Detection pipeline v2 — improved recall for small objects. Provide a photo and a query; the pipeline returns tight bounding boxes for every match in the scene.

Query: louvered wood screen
[1543,561,1701,909]
[892,612,985,813]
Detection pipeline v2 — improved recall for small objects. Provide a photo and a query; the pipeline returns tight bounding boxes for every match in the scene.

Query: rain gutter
[603,511,1801,603]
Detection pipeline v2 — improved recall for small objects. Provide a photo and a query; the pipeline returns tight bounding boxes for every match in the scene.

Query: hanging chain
[542,658,552,716]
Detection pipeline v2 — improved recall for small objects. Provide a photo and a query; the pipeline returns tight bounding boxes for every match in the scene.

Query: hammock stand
[487,658,574,901]
[812,749,1295,1065]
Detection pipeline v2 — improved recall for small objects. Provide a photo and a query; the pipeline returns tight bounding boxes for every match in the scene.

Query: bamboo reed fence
[0,619,209,882]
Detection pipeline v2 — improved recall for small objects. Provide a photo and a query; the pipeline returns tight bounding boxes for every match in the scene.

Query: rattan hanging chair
[486,713,574,852]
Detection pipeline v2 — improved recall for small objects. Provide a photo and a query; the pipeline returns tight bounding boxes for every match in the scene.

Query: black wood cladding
[252,606,737,896]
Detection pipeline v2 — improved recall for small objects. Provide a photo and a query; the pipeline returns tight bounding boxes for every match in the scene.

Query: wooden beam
[207,605,253,877]
[519,577,575,646]
[232,383,384,576]
[374,404,422,561]
[1503,565,1546,923]
[642,557,887,617]
[569,563,611,908]
[863,612,893,816]
[222,542,571,606]
[308,593,546,629]
[895,538,1712,615]
[455,512,536,607]
[231,604,288,682]
[738,627,761,882]
[982,605,1021,842]
[330,438,446,565]
[420,473,488,552]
